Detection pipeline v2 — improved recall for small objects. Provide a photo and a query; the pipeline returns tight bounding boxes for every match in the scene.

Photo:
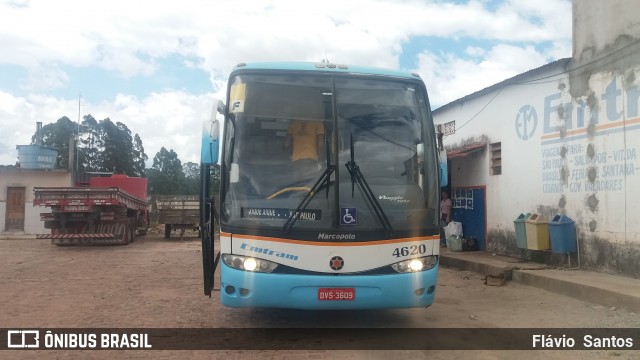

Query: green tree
[79,114,101,172]
[99,119,136,174]
[132,134,148,177]
[145,168,164,194]
[208,164,221,194]
[180,161,200,194]
[33,114,147,177]
[35,116,77,169]
[148,147,184,194]
[183,161,200,180]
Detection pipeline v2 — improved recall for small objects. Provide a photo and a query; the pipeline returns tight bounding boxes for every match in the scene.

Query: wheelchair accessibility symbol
[340,208,357,225]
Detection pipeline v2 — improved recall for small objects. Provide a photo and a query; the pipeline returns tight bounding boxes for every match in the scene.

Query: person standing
[440,190,452,246]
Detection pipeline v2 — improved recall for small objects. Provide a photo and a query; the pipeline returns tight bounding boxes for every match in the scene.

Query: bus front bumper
[219,263,439,310]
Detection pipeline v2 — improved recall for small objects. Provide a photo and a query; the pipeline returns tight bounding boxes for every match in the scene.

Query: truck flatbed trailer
[156,195,199,239]
[34,175,149,245]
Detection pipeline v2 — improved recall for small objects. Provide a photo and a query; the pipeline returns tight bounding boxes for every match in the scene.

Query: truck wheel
[164,224,171,239]
[129,219,136,243]
[118,222,130,245]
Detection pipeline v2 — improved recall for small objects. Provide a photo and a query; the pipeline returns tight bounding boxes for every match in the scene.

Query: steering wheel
[266,187,312,200]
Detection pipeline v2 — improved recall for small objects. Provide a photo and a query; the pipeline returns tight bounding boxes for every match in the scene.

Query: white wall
[432,0,640,274]
[1,169,72,234]
[434,59,640,273]
[437,62,568,225]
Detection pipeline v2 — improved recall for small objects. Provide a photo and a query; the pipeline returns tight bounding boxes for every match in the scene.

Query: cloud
[0,90,223,167]
[85,90,223,166]
[0,91,40,165]
[466,46,488,57]
[0,0,571,79]
[21,64,70,91]
[415,42,569,108]
[97,50,157,79]
[0,0,573,166]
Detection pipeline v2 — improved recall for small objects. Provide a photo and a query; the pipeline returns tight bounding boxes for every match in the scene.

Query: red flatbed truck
[34,174,149,245]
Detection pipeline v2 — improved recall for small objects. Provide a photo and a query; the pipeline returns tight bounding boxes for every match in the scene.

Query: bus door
[201,100,223,296]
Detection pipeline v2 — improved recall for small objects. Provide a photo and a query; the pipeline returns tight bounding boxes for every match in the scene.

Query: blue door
[451,187,486,251]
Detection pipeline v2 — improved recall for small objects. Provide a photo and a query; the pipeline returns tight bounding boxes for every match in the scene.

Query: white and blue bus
[201,62,444,309]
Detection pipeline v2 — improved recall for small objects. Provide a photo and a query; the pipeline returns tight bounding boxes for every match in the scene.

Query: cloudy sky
[0,0,571,167]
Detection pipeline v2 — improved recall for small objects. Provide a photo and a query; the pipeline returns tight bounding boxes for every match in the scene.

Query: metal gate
[451,186,486,251]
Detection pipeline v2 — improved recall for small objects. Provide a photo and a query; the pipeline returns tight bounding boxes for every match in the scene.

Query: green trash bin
[525,214,550,250]
[513,213,532,249]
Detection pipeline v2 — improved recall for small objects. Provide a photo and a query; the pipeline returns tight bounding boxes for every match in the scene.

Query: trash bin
[525,214,550,250]
[513,213,532,249]
[549,215,577,253]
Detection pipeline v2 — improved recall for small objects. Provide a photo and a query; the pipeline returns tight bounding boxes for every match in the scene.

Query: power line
[442,38,640,133]
[446,85,504,138]
[514,37,640,86]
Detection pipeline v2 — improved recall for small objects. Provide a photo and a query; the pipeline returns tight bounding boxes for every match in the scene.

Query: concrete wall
[570,0,640,100]
[573,0,640,62]
[0,169,72,234]
[434,59,640,276]
[432,0,640,277]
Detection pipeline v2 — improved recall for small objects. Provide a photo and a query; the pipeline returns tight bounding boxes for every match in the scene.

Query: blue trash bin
[549,215,577,253]
[513,213,532,249]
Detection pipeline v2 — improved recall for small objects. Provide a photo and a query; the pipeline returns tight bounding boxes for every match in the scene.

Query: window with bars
[442,120,455,136]
[490,142,502,175]
[452,188,474,210]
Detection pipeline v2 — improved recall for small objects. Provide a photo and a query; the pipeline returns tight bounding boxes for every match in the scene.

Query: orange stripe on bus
[221,232,439,246]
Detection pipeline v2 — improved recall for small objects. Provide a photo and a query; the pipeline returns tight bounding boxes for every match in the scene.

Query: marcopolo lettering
[378,195,410,203]
[318,233,356,240]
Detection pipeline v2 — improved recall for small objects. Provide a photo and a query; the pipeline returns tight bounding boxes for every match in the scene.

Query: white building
[1,168,72,236]
[432,0,640,276]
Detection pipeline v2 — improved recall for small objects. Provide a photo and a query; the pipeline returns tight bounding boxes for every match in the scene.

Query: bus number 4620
[392,244,427,258]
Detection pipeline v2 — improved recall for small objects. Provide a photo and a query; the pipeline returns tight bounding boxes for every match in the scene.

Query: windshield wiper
[282,139,334,234]
[344,133,394,236]
[282,166,334,234]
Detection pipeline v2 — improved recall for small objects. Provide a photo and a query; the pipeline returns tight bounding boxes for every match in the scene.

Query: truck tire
[165,224,172,239]
[117,222,130,245]
[129,218,136,243]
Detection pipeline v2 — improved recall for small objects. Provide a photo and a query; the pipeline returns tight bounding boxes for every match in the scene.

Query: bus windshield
[220,73,439,238]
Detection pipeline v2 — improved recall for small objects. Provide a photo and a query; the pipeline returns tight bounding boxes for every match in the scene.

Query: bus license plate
[318,288,355,301]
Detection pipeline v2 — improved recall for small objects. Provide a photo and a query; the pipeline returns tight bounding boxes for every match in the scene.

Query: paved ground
[440,248,640,312]
[1,234,639,359]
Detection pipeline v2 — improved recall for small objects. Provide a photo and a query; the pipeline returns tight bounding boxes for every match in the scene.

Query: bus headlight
[222,254,278,273]
[391,256,438,273]
[243,257,257,271]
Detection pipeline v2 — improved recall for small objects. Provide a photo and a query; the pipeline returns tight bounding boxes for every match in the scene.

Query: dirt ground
[1,234,638,359]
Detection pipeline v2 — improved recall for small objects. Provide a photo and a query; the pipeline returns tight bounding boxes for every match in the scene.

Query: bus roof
[231,61,421,81]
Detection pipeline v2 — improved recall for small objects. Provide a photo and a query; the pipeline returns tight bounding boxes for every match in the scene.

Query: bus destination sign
[241,207,322,221]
